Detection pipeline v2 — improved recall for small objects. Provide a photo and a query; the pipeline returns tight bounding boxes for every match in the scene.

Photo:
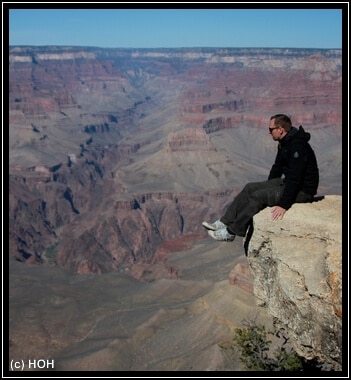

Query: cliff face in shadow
[247,195,342,370]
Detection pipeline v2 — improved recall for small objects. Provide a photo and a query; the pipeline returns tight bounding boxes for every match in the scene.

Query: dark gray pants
[220,178,313,237]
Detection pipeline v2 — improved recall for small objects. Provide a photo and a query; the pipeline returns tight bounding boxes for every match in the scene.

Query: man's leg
[221,178,284,236]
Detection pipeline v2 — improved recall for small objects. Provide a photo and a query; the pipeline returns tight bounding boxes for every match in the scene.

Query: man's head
[269,114,291,141]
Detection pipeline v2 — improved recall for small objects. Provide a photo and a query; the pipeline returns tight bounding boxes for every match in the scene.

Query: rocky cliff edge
[247,195,342,370]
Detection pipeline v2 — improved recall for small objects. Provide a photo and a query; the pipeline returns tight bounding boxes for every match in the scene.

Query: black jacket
[268,126,319,210]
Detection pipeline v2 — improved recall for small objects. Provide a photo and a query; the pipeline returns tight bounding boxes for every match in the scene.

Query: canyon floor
[9,235,275,373]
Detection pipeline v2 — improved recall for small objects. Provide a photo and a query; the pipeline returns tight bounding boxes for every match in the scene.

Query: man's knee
[242,181,259,193]
[253,187,282,206]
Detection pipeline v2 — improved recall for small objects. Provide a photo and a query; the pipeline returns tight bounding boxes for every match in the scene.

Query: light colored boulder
[247,195,342,370]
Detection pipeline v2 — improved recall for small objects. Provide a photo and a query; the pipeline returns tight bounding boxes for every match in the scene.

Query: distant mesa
[163,128,216,152]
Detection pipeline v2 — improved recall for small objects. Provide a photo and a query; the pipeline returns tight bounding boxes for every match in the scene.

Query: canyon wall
[9,46,342,271]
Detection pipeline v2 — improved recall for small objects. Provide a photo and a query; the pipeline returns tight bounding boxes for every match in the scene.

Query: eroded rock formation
[9,46,342,272]
[247,195,342,370]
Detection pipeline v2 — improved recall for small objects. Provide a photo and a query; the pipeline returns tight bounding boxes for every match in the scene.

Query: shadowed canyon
[8,47,343,373]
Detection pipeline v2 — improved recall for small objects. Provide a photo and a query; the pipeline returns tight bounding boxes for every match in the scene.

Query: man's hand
[271,206,286,221]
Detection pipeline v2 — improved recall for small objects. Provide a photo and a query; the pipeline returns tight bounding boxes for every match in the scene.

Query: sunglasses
[269,126,280,133]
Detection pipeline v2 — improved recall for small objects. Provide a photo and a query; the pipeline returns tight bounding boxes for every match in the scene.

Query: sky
[5,4,344,49]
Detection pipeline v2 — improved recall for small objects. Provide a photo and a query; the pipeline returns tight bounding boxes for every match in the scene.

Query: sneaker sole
[208,230,235,242]
[202,221,217,231]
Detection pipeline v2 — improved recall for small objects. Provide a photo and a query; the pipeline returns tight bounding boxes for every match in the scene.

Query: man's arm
[276,142,309,210]
[268,145,283,180]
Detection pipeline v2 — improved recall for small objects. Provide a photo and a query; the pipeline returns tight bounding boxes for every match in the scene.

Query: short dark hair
[270,114,292,132]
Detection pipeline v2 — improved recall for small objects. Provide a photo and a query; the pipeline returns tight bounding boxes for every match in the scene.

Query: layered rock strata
[9,46,342,272]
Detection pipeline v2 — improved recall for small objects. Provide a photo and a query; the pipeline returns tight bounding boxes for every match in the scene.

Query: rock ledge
[247,195,342,370]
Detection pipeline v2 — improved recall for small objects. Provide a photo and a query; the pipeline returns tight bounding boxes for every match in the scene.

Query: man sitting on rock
[202,114,319,241]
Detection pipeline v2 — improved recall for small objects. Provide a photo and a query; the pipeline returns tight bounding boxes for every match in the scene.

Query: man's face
[269,119,283,141]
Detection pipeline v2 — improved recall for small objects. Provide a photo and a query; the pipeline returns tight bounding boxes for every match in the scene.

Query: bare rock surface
[247,195,342,370]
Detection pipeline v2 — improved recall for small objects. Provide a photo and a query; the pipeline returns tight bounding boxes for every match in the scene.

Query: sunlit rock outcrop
[247,195,342,370]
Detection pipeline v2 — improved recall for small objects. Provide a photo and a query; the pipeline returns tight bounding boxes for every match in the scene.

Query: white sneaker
[208,228,235,241]
[202,219,226,231]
